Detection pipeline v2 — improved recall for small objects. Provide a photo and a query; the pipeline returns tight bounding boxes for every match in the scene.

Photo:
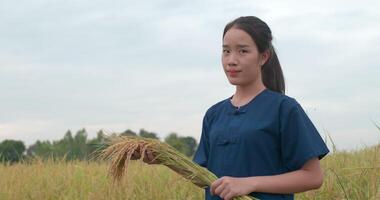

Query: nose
[226,52,238,66]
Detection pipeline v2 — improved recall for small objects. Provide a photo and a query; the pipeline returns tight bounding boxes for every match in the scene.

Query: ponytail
[262,45,285,94]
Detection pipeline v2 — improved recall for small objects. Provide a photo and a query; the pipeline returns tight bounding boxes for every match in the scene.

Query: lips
[227,70,241,76]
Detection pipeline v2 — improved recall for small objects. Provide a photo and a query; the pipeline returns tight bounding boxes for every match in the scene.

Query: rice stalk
[99,136,258,200]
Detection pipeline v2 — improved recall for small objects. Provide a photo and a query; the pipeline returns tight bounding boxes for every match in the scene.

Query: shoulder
[264,89,301,113]
[201,97,232,125]
[204,98,229,119]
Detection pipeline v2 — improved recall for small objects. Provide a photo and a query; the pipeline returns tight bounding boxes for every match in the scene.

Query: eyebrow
[222,44,251,48]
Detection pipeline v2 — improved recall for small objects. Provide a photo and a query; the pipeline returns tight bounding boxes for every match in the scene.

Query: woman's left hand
[210,176,255,200]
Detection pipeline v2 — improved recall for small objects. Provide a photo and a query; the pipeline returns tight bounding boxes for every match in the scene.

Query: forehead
[223,28,256,46]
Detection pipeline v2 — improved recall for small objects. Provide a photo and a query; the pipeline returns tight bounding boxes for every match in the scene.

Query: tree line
[0,128,198,163]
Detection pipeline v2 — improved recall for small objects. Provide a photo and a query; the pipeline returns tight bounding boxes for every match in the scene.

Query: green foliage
[138,129,159,139]
[28,129,90,161]
[27,140,54,158]
[53,130,75,159]
[19,128,197,162]
[0,140,26,163]
[87,130,106,154]
[72,128,88,159]
[120,129,137,136]
[165,133,197,157]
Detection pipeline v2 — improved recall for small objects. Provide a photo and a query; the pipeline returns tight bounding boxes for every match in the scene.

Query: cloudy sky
[1,0,379,151]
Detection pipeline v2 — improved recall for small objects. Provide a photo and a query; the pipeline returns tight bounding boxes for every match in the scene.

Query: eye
[239,49,248,54]
[223,49,230,54]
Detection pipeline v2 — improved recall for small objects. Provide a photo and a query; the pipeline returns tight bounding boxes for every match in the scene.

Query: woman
[192,16,329,200]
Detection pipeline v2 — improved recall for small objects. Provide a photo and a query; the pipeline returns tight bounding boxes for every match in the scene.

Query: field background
[0,143,379,200]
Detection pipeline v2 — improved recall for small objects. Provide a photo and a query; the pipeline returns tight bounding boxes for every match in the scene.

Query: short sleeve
[280,100,330,171]
[192,113,210,168]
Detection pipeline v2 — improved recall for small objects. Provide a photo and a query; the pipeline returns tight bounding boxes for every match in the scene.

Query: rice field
[0,144,379,200]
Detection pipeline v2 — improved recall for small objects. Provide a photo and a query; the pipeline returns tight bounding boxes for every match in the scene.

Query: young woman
[191,16,330,200]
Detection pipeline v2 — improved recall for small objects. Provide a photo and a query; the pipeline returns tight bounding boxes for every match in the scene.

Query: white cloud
[0,0,379,151]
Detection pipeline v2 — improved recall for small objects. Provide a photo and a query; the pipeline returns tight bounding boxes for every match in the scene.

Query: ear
[260,50,270,66]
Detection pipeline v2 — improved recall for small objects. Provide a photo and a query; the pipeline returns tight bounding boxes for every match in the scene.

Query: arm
[249,157,323,193]
[211,158,323,200]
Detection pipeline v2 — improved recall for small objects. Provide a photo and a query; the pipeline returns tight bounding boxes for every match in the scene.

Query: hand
[210,176,254,200]
[131,147,160,164]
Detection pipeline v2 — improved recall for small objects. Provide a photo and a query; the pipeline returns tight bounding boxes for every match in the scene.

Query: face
[222,27,268,87]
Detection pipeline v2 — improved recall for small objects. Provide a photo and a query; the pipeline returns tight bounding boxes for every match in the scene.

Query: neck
[232,79,266,107]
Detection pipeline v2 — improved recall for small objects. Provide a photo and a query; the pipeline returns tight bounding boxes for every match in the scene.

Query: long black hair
[223,16,285,94]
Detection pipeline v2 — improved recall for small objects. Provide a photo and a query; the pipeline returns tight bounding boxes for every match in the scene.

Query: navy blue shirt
[193,88,330,200]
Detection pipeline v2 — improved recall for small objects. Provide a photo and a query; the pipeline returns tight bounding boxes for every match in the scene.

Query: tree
[0,140,26,163]
[49,128,88,160]
[87,129,107,158]
[165,132,184,152]
[139,129,159,139]
[120,129,137,136]
[27,140,54,158]
[164,133,197,157]
[181,136,197,157]
[72,128,88,159]
[52,129,75,159]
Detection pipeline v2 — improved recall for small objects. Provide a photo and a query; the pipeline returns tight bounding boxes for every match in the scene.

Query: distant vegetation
[0,141,379,199]
[0,128,198,163]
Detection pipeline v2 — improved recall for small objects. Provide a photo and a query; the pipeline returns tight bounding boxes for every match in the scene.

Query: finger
[225,191,237,200]
[142,150,149,163]
[211,178,223,195]
[131,150,141,160]
[141,149,151,163]
[146,150,153,163]
[219,188,230,200]
[214,182,226,196]
[148,150,158,164]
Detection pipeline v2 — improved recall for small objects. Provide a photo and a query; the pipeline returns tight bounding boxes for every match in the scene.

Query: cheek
[221,56,226,65]
[243,56,260,69]
[221,58,228,70]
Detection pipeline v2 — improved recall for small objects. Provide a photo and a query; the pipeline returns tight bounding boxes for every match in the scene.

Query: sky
[0,0,379,151]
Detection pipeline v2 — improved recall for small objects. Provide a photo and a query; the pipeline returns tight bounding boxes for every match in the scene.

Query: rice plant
[99,136,257,200]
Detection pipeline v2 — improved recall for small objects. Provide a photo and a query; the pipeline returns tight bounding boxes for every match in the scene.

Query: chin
[227,80,241,86]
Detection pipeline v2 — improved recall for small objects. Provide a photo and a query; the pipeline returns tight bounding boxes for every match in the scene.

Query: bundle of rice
[100,136,258,200]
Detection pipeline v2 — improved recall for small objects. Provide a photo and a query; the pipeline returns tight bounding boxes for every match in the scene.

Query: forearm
[247,169,323,194]
[210,158,324,198]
